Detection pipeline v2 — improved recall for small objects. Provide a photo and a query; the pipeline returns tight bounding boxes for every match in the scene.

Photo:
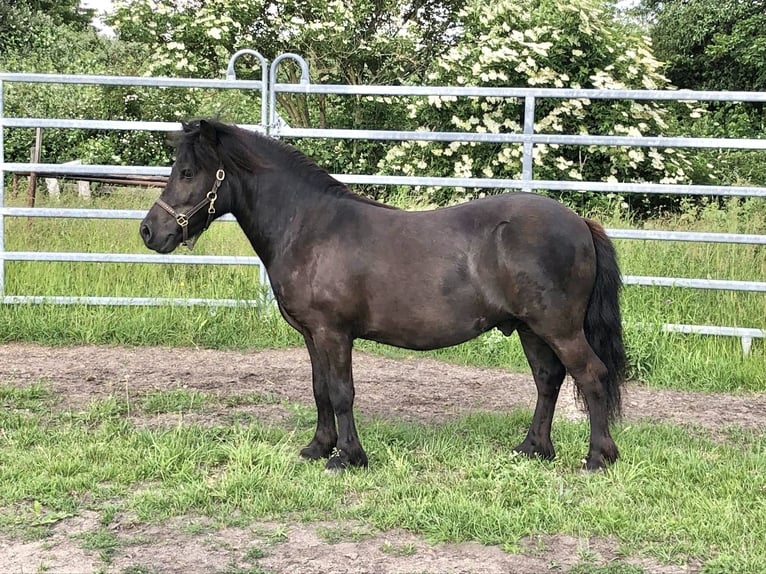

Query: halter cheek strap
[154,168,225,247]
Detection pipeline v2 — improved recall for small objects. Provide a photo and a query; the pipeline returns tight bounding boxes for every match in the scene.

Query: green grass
[140,389,214,414]
[0,384,764,572]
[79,527,121,563]
[315,524,376,544]
[569,564,646,574]
[0,190,764,391]
[380,540,417,556]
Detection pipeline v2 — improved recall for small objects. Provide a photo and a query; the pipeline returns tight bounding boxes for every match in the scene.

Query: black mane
[179,118,395,209]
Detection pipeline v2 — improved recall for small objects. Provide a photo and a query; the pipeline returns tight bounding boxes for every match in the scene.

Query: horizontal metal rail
[4,71,766,102]
[0,118,265,133]
[0,72,265,90]
[2,163,169,176]
[5,163,766,197]
[337,174,766,197]
[0,207,237,221]
[662,323,764,338]
[1,295,262,307]
[271,81,766,102]
[4,119,764,152]
[606,229,766,244]
[277,127,766,150]
[3,252,261,265]
[665,323,763,356]
[4,251,761,290]
[2,208,764,246]
[623,276,766,291]
[633,323,764,356]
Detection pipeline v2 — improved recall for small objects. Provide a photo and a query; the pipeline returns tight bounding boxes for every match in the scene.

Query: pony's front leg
[311,330,368,471]
[299,336,338,461]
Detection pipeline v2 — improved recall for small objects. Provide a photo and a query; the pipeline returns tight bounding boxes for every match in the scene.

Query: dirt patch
[1,515,691,574]
[1,343,764,431]
[0,342,763,573]
[0,511,103,573]
[0,343,766,430]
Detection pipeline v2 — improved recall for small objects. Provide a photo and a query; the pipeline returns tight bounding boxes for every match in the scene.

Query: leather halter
[154,168,225,247]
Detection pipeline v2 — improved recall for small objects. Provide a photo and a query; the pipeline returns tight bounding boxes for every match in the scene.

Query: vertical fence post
[521,95,535,193]
[27,127,42,208]
[225,49,270,130]
[268,53,311,135]
[0,80,5,298]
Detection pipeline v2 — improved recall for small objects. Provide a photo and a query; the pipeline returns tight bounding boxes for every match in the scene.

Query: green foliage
[376,0,700,209]
[646,0,766,92]
[639,0,766,190]
[107,0,464,192]
[0,3,174,167]
[0,1,94,52]
[109,0,248,78]
[109,0,461,82]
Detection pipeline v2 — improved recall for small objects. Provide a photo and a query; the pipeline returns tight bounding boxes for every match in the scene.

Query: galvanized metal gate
[1,50,765,352]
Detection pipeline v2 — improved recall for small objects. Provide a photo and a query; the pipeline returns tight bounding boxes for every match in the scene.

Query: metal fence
[1,50,765,353]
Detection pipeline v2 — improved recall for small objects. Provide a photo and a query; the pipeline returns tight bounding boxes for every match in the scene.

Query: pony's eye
[180,168,194,179]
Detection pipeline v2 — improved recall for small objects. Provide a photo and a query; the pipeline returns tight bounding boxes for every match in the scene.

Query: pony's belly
[363,331,484,351]
[361,314,497,351]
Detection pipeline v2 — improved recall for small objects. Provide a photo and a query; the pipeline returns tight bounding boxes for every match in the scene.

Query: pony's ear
[181,120,196,133]
[199,119,218,145]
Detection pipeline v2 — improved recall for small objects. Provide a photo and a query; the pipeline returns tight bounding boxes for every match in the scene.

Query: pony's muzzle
[139,211,179,254]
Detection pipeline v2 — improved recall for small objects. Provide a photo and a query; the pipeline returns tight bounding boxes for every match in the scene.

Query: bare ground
[1,342,764,573]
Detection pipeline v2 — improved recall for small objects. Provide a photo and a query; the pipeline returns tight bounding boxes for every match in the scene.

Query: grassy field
[0,188,765,573]
[0,381,764,573]
[0,189,764,392]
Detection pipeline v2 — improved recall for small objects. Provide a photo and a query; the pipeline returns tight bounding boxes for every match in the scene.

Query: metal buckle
[176,214,189,227]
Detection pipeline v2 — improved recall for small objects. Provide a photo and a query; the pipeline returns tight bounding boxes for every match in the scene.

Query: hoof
[582,442,619,471]
[299,448,323,461]
[512,439,555,461]
[299,442,334,461]
[325,452,347,472]
[582,456,608,471]
[323,448,368,472]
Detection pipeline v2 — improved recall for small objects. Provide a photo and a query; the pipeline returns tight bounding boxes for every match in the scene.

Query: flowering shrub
[377,0,701,208]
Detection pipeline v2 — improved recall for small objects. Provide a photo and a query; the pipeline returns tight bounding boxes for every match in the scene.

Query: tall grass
[0,188,764,391]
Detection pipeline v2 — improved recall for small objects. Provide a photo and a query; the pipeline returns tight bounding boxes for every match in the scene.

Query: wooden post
[26,127,42,208]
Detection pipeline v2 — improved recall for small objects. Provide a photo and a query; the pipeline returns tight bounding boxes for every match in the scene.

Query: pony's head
[140,119,243,253]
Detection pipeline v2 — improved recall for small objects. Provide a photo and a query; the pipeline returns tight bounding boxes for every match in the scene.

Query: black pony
[141,119,626,471]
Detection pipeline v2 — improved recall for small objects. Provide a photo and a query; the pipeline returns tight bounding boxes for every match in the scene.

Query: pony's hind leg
[550,332,619,470]
[299,336,338,461]
[513,326,566,461]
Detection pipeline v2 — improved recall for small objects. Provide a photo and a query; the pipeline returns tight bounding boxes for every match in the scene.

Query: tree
[1,0,95,50]
[643,0,766,92]
[377,0,698,210]
[108,0,461,83]
[637,0,766,186]
[107,0,464,176]
[0,3,167,167]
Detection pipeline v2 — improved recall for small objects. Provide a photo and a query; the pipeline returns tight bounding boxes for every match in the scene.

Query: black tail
[582,219,626,421]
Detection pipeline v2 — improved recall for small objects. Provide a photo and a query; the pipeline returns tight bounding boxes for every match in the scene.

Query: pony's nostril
[140,223,152,242]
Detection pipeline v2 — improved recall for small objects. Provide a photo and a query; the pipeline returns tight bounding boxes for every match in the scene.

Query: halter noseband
[154,168,225,247]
